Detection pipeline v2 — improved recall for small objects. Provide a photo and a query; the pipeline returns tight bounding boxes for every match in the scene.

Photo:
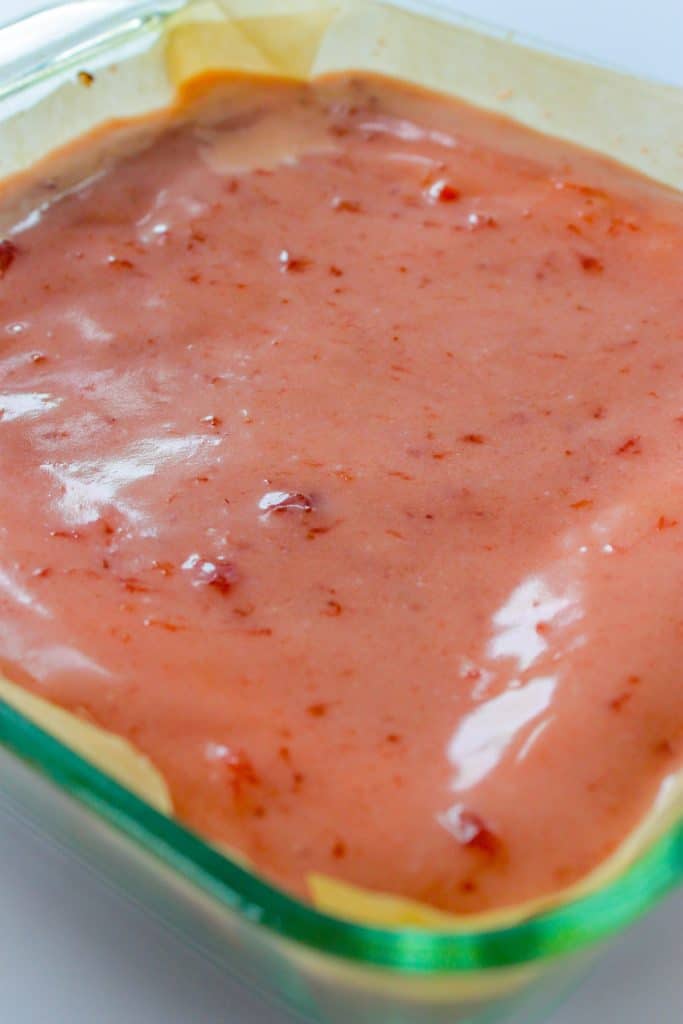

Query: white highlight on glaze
[459,657,495,702]
[7,170,106,238]
[516,715,553,763]
[486,575,577,672]
[181,554,225,585]
[9,207,42,234]
[445,567,584,793]
[386,152,443,168]
[0,567,49,618]
[0,392,60,421]
[0,351,48,379]
[359,118,456,148]
[65,309,114,344]
[437,802,481,843]
[41,435,220,526]
[258,490,292,511]
[136,189,174,244]
[29,643,113,679]
[204,741,233,762]
[198,112,339,175]
[446,674,557,791]
[181,553,202,570]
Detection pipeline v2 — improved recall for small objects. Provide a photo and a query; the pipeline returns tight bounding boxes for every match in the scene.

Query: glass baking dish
[0,3,681,1022]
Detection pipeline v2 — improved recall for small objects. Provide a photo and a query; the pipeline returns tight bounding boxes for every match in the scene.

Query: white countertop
[1,2,681,1022]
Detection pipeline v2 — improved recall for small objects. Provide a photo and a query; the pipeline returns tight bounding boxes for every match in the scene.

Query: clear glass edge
[0,0,680,974]
[1,699,680,972]
[0,1,185,102]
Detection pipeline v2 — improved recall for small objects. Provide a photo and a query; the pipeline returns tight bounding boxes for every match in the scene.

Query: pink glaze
[0,76,681,913]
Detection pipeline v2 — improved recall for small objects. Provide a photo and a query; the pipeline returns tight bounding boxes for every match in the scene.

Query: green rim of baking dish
[1,699,680,971]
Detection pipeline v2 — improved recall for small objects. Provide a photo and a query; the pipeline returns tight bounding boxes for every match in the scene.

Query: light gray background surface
[1,1,681,1022]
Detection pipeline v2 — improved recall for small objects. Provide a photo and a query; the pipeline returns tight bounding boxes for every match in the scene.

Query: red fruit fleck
[578,253,604,273]
[461,433,485,444]
[306,524,333,540]
[226,749,260,796]
[122,577,149,593]
[425,179,461,203]
[608,217,640,235]
[331,840,347,858]
[279,249,310,272]
[657,516,678,530]
[201,414,222,427]
[616,436,641,455]
[463,815,501,855]
[570,499,593,510]
[444,806,502,856]
[323,599,343,616]
[307,703,328,717]
[0,240,18,277]
[609,691,633,712]
[467,212,498,230]
[195,558,238,594]
[555,181,608,199]
[331,196,361,212]
[143,618,186,632]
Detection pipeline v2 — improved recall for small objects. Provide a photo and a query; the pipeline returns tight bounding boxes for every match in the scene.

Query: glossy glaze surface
[0,76,681,913]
